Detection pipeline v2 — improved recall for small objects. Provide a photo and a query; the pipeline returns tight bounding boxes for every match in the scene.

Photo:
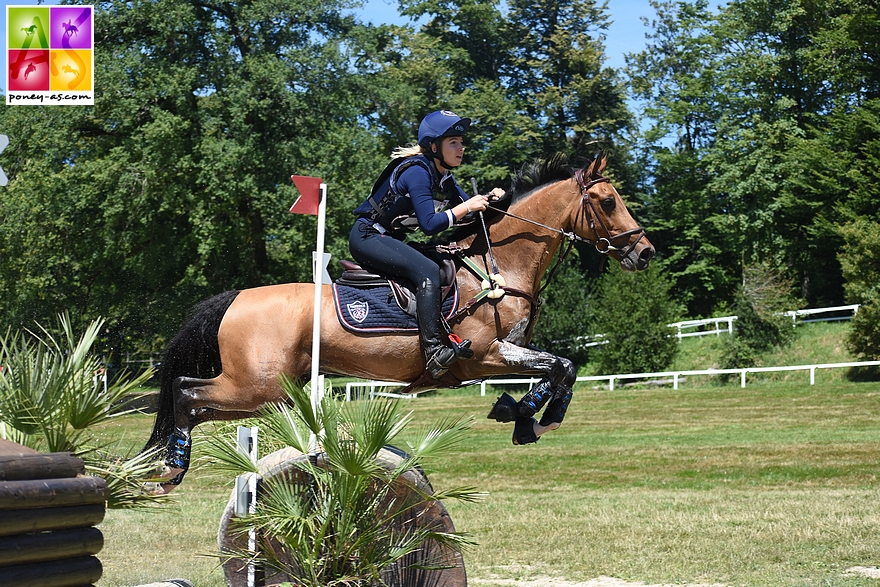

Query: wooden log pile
[0,440,108,587]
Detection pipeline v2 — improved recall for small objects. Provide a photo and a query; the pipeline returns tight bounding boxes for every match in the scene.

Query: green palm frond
[199,430,261,476]
[0,313,159,508]
[208,376,484,587]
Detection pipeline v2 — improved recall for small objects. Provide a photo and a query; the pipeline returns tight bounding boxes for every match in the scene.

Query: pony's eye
[601,197,616,212]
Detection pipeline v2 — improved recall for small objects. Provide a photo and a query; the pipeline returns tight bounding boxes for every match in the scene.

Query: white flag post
[290,176,330,454]
[308,183,329,453]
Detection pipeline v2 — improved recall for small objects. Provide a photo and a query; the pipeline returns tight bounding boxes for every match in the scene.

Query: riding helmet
[417,110,471,150]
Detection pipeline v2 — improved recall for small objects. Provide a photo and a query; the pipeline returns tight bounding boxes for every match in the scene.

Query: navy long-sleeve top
[353,155,470,236]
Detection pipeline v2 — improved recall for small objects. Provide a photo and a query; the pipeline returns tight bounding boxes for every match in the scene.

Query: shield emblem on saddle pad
[347,300,369,323]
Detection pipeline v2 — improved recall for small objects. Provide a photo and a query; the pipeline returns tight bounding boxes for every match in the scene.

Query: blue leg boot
[539,385,573,427]
[517,379,554,418]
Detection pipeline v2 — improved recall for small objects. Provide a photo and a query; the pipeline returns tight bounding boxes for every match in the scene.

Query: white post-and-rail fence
[344,359,880,400]
[577,304,862,348]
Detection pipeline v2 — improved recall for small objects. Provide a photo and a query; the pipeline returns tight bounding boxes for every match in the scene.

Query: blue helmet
[417,110,471,150]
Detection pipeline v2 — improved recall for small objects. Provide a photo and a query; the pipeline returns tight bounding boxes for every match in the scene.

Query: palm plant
[204,376,484,587]
[0,313,166,508]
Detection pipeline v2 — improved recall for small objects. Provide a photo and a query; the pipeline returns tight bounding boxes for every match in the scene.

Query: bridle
[485,168,647,258]
[572,168,647,257]
[475,167,647,299]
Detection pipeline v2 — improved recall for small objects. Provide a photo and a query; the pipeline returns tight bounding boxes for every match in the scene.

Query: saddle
[335,254,458,317]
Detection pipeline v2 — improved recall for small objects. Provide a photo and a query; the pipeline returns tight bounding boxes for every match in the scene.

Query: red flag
[289,175,323,215]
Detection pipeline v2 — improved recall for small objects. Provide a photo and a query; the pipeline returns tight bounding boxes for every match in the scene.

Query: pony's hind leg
[486,342,576,445]
[157,375,226,489]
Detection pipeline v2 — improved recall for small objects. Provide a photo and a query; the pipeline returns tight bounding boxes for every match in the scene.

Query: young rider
[349,110,504,379]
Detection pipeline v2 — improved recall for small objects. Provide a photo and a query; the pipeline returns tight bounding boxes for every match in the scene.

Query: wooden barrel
[0,440,108,587]
[218,446,467,587]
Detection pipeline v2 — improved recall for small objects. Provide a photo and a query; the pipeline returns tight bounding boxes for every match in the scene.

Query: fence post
[234,426,262,587]
[740,370,746,388]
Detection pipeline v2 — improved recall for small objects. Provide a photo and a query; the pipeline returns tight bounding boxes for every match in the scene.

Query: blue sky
[2,0,654,93]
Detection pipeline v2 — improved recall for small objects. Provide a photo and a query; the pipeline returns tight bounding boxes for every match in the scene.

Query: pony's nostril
[640,247,655,262]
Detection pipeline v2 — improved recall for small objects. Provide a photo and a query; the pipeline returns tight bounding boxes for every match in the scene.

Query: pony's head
[573,153,654,271]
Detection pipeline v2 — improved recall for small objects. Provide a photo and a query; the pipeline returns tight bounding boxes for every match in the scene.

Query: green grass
[96,376,880,587]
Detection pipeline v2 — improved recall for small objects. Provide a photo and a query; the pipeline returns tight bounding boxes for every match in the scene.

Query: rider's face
[435,136,465,168]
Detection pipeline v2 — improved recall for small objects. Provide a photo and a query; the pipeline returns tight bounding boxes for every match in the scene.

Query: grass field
[93,322,880,587]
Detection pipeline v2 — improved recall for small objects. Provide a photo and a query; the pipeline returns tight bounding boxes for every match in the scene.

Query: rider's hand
[465,194,490,213]
[487,187,506,201]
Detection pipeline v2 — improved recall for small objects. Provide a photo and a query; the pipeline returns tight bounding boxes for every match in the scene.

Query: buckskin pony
[145,153,654,492]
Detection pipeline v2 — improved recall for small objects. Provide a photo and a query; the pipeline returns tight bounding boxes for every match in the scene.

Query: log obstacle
[0,440,108,587]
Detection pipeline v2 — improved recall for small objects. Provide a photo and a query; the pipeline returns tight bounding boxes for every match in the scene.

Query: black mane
[508,152,577,204]
[446,153,576,242]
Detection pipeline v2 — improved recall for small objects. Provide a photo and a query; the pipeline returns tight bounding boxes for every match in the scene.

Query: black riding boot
[417,278,471,379]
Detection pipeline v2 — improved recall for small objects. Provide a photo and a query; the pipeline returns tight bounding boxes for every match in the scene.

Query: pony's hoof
[143,481,177,496]
[512,416,539,445]
[143,464,187,495]
[487,392,518,423]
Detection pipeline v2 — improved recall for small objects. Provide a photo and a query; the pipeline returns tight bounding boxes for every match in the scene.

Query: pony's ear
[588,151,607,178]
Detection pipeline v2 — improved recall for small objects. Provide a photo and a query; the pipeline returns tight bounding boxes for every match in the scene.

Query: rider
[349,110,504,379]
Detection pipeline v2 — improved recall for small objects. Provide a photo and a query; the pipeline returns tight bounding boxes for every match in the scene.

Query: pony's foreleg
[486,343,576,445]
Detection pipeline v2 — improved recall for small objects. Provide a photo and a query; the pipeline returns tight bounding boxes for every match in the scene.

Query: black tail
[143,290,241,452]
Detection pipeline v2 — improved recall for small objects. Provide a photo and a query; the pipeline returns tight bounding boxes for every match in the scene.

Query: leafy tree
[530,247,599,367]
[719,263,800,371]
[839,220,880,360]
[588,263,681,374]
[629,0,880,316]
[0,0,388,353]
[504,0,630,156]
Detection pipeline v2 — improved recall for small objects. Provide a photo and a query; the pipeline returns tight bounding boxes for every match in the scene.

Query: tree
[0,0,389,353]
[719,263,801,371]
[531,247,599,367]
[504,0,631,156]
[839,220,880,361]
[588,263,681,375]
[629,0,880,315]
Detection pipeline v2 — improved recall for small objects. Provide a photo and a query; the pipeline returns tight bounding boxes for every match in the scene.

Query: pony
[144,153,654,493]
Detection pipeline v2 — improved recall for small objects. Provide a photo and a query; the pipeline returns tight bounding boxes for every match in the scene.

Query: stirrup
[448,333,474,360]
[426,345,458,379]
[425,334,474,379]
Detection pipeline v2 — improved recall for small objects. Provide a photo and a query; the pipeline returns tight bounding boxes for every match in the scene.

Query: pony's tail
[142,290,241,453]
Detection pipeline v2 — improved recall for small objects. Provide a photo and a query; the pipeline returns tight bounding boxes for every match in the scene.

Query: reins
[448,167,648,320]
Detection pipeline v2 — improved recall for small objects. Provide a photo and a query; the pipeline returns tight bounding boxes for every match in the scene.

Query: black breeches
[348,222,440,289]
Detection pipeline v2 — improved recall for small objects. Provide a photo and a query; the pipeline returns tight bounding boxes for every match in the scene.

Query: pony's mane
[508,152,576,205]
[446,153,576,242]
